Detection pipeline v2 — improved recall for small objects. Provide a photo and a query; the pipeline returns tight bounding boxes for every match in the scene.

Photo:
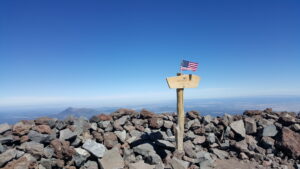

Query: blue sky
[0,0,300,107]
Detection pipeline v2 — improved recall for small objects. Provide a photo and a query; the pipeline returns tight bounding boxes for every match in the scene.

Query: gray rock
[81,160,98,169]
[40,158,52,169]
[230,120,246,137]
[196,151,215,169]
[43,147,54,158]
[291,124,300,131]
[90,123,97,130]
[115,130,127,142]
[262,125,278,137]
[170,157,189,169]
[260,137,275,149]
[206,133,215,144]
[74,148,90,167]
[211,148,229,160]
[133,143,162,164]
[59,128,77,140]
[0,123,11,134]
[184,140,196,158]
[55,120,66,130]
[164,121,173,129]
[0,135,13,144]
[128,160,155,169]
[0,149,18,167]
[82,139,106,158]
[203,115,212,125]
[99,121,111,128]
[28,130,51,143]
[19,141,45,157]
[0,143,4,153]
[99,147,125,169]
[155,139,175,149]
[244,118,257,134]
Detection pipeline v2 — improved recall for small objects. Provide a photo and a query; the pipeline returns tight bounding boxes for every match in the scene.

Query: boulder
[2,153,36,169]
[103,132,118,148]
[133,143,162,164]
[244,118,257,134]
[50,139,75,159]
[28,130,52,143]
[149,118,164,129]
[19,141,45,158]
[99,147,124,169]
[170,157,189,169]
[35,117,56,128]
[0,123,11,134]
[82,139,106,158]
[281,127,300,158]
[193,136,206,145]
[114,130,127,142]
[12,121,33,136]
[230,120,246,137]
[211,148,229,160]
[128,160,155,169]
[73,148,90,167]
[59,128,77,140]
[262,125,278,137]
[0,149,18,167]
[32,125,52,134]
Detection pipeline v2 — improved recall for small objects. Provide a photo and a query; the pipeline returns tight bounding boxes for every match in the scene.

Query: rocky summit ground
[0,108,299,169]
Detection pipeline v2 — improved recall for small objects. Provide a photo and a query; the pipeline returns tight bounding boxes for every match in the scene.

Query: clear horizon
[1,1,300,108]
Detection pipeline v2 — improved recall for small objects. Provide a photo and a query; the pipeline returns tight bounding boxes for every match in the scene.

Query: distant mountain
[51,107,100,119]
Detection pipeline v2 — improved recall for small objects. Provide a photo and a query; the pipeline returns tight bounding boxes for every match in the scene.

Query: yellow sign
[166,74,200,89]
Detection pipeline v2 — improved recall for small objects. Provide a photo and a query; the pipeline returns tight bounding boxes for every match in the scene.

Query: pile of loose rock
[0,108,299,169]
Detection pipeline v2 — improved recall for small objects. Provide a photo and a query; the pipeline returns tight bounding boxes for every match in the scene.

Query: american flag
[180,60,198,71]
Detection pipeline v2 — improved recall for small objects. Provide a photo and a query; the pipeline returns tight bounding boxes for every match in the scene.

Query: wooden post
[176,78,185,152]
[166,73,200,152]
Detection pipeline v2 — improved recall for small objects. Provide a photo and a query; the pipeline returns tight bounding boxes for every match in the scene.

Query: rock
[55,120,67,130]
[59,128,77,140]
[140,109,155,118]
[234,140,249,153]
[28,130,52,143]
[281,127,300,158]
[0,135,13,144]
[12,121,33,136]
[19,141,45,158]
[99,147,124,169]
[187,111,199,119]
[193,136,206,145]
[128,160,155,169]
[0,123,11,134]
[239,152,249,160]
[211,148,229,160]
[103,132,118,148]
[0,149,18,167]
[149,118,164,128]
[164,121,173,129]
[32,125,52,134]
[40,158,52,169]
[115,130,127,142]
[73,148,90,167]
[262,125,278,137]
[82,139,106,158]
[244,118,257,134]
[184,140,197,158]
[155,139,175,149]
[230,120,246,137]
[81,160,98,169]
[170,157,189,169]
[133,143,162,164]
[50,139,75,159]
[244,110,262,116]
[206,133,215,144]
[260,137,275,149]
[203,115,212,125]
[2,153,36,169]
[35,117,56,128]
[291,123,300,132]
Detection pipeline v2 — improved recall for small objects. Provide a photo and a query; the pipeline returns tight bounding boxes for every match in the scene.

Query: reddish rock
[33,125,52,134]
[2,154,36,169]
[149,118,163,129]
[50,139,75,160]
[243,110,262,116]
[112,109,136,119]
[92,131,103,142]
[281,127,300,158]
[140,109,155,118]
[193,127,205,135]
[35,117,56,128]
[12,121,33,136]
[103,132,118,149]
[97,114,113,121]
[187,111,199,119]
[135,125,145,132]
[20,135,29,143]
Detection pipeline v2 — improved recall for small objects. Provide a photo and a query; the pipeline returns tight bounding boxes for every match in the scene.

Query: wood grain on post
[176,73,185,152]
